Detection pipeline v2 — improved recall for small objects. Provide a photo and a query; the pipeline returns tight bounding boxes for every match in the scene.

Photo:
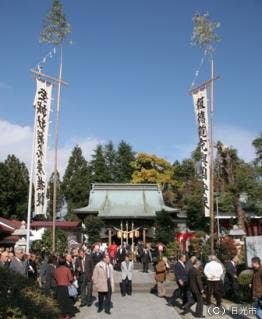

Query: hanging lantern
[129,231,133,239]
[135,230,140,238]
[123,231,127,239]
[117,231,122,239]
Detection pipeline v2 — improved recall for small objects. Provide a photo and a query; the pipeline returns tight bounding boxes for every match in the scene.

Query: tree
[83,215,104,244]
[0,155,29,220]
[215,142,258,230]
[47,170,64,219]
[131,153,175,188]
[62,146,90,220]
[253,132,262,174]
[191,11,220,55]
[90,145,110,183]
[40,0,71,45]
[154,210,175,245]
[31,228,67,256]
[115,141,135,182]
[104,141,117,182]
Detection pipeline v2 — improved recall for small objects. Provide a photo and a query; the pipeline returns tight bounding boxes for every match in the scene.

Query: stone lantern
[12,221,30,251]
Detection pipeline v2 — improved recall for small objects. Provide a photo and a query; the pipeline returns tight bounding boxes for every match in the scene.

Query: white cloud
[0,118,101,176]
[215,124,256,162]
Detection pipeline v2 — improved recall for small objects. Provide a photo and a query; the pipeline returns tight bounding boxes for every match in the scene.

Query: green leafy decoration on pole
[191,11,220,55]
[40,0,71,45]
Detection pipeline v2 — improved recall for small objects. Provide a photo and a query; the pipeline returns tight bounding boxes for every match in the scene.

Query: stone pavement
[75,293,182,319]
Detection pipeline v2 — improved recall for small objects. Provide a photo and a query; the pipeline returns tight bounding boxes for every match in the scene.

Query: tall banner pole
[52,46,63,253]
[210,58,215,255]
[26,107,37,254]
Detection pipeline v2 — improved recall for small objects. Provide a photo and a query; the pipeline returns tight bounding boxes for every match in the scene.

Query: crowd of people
[1,243,262,319]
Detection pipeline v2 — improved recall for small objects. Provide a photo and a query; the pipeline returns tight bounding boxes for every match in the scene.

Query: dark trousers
[56,286,74,317]
[143,261,149,272]
[225,280,241,303]
[170,283,188,305]
[121,278,132,296]
[81,280,93,305]
[98,280,112,312]
[184,292,203,316]
[206,280,223,307]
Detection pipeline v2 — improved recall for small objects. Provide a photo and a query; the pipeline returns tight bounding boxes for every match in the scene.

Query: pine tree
[90,145,110,183]
[104,141,117,182]
[47,170,64,220]
[115,141,135,183]
[62,146,90,220]
[0,155,29,220]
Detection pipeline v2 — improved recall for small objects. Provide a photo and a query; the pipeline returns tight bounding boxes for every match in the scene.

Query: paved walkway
[75,293,182,319]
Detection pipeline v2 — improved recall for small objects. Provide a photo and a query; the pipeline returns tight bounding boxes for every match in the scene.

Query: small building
[0,217,81,249]
[74,183,185,244]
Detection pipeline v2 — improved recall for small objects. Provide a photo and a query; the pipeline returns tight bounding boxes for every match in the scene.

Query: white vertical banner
[33,79,52,215]
[192,87,210,217]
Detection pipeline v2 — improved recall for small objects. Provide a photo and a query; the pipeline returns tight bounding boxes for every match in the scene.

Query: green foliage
[165,241,181,258]
[104,141,117,182]
[0,155,29,220]
[191,11,220,54]
[115,140,135,183]
[83,215,105,244]
[154,210,175,245]
[188,231,210,263]
[62,145,90,220]
[31,228,67,255]
[90,145,110,183]
[253,132,262,170]
[238,269,253,302]
[47,170,64,219]
[131,153,175,188]
[0,267,60,319]
[40,0,71,45]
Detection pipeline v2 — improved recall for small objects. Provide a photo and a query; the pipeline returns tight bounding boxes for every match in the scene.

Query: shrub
[165,240,181,259]
[0,267,60,319]
[217,236,238,263]
[238,269,253,302]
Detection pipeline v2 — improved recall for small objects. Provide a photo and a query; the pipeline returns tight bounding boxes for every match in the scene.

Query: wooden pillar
[143,228,147,246]
[120,221,123,246]
[131,221,134,259]
[108,228,112,247]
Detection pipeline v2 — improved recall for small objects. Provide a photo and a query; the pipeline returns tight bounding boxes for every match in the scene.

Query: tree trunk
[235,195,246,231]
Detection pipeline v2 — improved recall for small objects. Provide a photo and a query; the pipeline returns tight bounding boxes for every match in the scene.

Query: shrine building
[74,183,186,244]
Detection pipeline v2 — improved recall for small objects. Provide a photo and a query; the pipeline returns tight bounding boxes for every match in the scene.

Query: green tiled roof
[74,183,178,219]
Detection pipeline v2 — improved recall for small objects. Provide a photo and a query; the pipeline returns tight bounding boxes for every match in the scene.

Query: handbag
[68,282,78,297]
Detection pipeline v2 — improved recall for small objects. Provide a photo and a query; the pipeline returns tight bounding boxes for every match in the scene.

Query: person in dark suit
[92,244,103,266]
[141,246,152,273]
[182,260,204,318]
[76,249,94,307]
[224,256,241,303]
[169,254,188,306]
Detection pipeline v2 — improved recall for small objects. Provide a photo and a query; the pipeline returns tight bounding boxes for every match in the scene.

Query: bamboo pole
[52,46,63,253]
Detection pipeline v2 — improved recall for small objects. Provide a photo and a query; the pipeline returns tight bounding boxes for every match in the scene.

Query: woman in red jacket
[55,256,75,319]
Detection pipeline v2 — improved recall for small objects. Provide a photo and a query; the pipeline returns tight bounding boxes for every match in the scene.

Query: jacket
[204,260,223,281]
[121,260,134,280]
[155,260,167,282]
[75,254,94,282]
[93,261,115,293]
[224,261,238,289]
[55,265,73,286]
[252,266,262,298]
[174,261,187,284]
[9,257,27,277]
[188,267,203,294]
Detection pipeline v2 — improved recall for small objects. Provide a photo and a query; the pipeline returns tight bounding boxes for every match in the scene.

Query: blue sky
[0,0,261,172]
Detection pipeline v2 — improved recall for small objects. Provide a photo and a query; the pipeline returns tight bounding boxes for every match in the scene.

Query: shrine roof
[74,183,178,219]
